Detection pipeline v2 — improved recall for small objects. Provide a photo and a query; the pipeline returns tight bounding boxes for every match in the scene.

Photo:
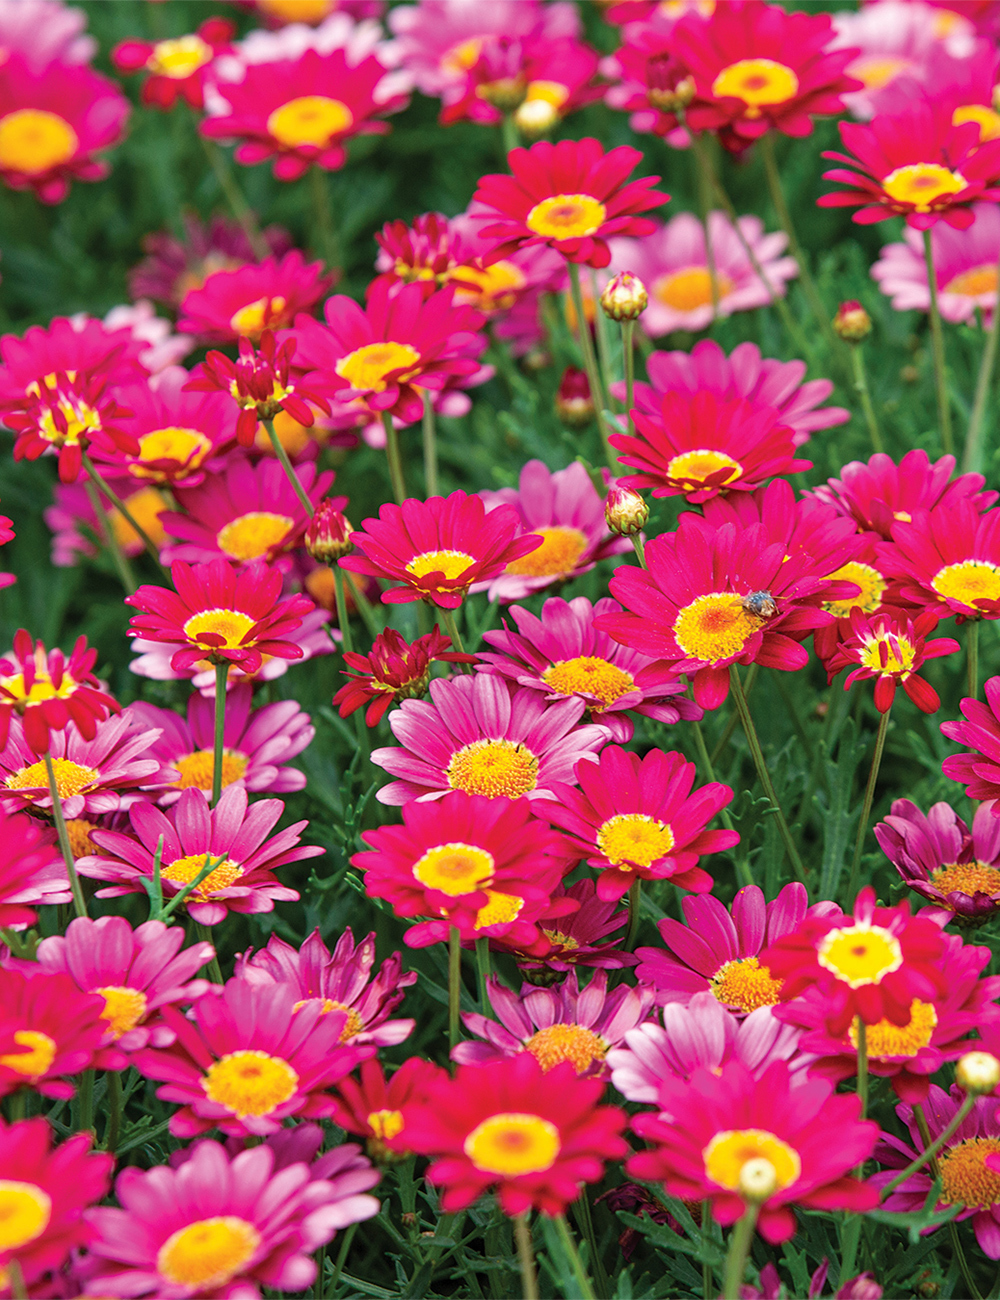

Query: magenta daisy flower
[331,1056,448,1163]
[537,745,737,902]
[236,927,416,1048]
[130,683,313,805]
[76,784,319,926]
[500,878,636,975]
[131,978,373,1137]
[178,252,333,343]
[877,795,1000,920]
[112,17,234,112]
[825,606,960,713]
[0,806,69,928]
[476,460,630,603]
[370,671,609,805]
[0,628,118,754]
[83,1135,379,1298]
[0,315,147,408]
[880,501,1000,621]
[453,970,654,1078]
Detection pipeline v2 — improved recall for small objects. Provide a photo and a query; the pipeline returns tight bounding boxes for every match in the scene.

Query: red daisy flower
[761,885,949,1036]
[604,18,696,140]
[537,745,738,902]
[0,807,67,929]
[5,366,136,484]
[825,606,960,713]
[401,1054,627,1216]
[0,629,118,754]
[819,96,1000,230]
[880,501,1000,621]
[125,558,315,676]
[611,390,811,503]
[473,136,669,269]
[111,18,234,111]
[0,315,147,409]
[334,626,476,725]
[500,878,637,976]
[331,1056,448,1163]
[942,676,1000,807]
[340,491,540,609]
[178,252,334,344]
[627,1061,878,1243]
[671,0,862,149]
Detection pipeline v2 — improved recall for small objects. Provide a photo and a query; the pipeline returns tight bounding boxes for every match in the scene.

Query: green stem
[968,618,981,700]
[850,344,883,454]
[196,921,225,985]
[567,262,614,471]
[82,476,137,594]
[8,1259,27,1300]
[690,719,744,880]
[575,1194,610,1300]
[621,319,636,436]
[501,114,520,158]
[262,418,315,518]
[729,665,806,883]
[880,1093,977,1198]
[211,663,227,808]
[381,411,407,506]
[722,1204,759,1300]
[912,1105,983,1300]
[590,268,616,411]
[688,125,719,314]
[838,1214,862,1293]
[308,164,337,269]
[448,925,462,1054]
[922,228,954,455]
[104,1068,123,1153]
[81,454,169,579]
[7,1090,25,1121]
[331,565,355,658]
[554,1212,596,1300]
[475,937,492,1010]
[514,1214,540,1300]
[199,135,269,259]
[702,1201,714,1299]
[328,1221,358,1297]
[623,878,642,952]
[77,1068,95,1135]
[855,1016,868,1120]
[441,606,467,656]
[421,391,439,497]
[711,661,759,767]
[629,532,646,568]
[44,751,87,918]
[343,572,379,640]
[964,252,1000,473]
[846,706,890,904]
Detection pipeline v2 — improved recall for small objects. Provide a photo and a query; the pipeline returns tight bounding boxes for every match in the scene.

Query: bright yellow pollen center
[368,1108,404,1140]
[216,511,295,561]
[817,923,903,988]
[667,448,743,489]
[108,487,168,554]
[0,664,77,705]
[441,36,483,75]
[525,193,607,240]
[847,998,937,1059]
[464,1112,561,1176]
[412,841,495,897]
[474,890,523,929]
[453,260,527,312]
[931,861,1000,898]
[542,656,635,707]
[405,549,475,582]
[851,55,910,91]
[711,58,800,113]
[97,985,149,1038]
[505,526,587,578]
[6,757,98,799]
[709,956,784,1012]
[0,1181,52,1251]
[524,1023,608,1074]
[932,560,1000,609]
[66,818,97,858]
[335,341,421,393]
[446,739,539,798]
[229,295,288,339]
[258,0,334,19]
[703,1128,801,1192]
[953,104,1000,142]
[162,852,242,901]
[37,395,100,446]
[946,265,999,297]
[939,1138,1000,1207]
[823,561,887,619]
[157,1216,262,1290]
[859,631,916,676]
[0,1031,56,1077]
[266,95,354,148]
[201,1050,299,1118]
[291,998,364,1041]
[149,35,213,78]
[596,812,675,869]
[174,748,249,792]
[541,929,580,951]
[0,109,78,174]
[882,163,967,211]
[182,607,256,648]
[654,268,735,312]
[673,592,758,663]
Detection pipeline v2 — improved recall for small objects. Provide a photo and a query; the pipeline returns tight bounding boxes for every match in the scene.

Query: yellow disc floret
[822,561,887,619]
[97,986,149,1038]
[542,656,635,707]
[412,841,495,896]
[505,526,587,579]
[157,1216,262,1290]
[524,1023,608,1074]
[709,956,784,1012]
[148,35,213,79]
[847,998,937,1059]
[653,268,734,312]
[702,1127,802,1192]
[201,1049,299,1118]
[335,341,420,393]
[932,861,1000,898]
[673,592,759,662]
[132,427,213,479]
[711,59,800,112]
[0,1181,52,1251]
[174,748,249,792]
[0,109,78,174]
[229,295,288,339]
[816,922,903,988]
[464,1112,561,1175]
[666,448,743,490]
[525,194,607,240]
[405,549,476,583]
[266,95,353,148]
[939,1137,1000,1207]
[216,511,295,562]
[931,560,1000,609]
[946,265,999,298]
[474,890,524,929]
[882,163,967,211]
[6,758,98,800]
[162,852,243,901]
[446,739,539,798]
[597,813,674,868]
[0,1031,56,1078]
[183,608,256,648]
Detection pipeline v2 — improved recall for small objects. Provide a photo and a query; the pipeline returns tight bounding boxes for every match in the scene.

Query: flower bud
[836,1274,883,1300]
[305,499,353,562]
[481,75,528,114]
[555,366,593,428]
[956,1049,1000,1095]
[646,52,695,112]
[600,271,648,322]
[993,82,1000,113]
[515,96,560,137]
[738,1156,777,1203]
[605,484,649,537]
[833,300,872,343]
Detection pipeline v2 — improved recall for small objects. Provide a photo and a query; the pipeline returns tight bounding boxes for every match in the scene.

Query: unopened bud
[646,52,695,112]
[555,366,593,428]
[956,1049,1000,1095]
[649,74,695,112]
[738,1157,777,1203]
[836,1274,883,1300]
[481,76,528,114]
[913,1270,941,1299]
[993,82,1000,112]
[515,96,560,137]
[605,484,649,536]
[601,271,648,322]
[305,499,353,562]
[833,300,872,343]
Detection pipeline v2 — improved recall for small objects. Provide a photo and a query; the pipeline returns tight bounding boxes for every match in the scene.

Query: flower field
[8,0,1000,1296]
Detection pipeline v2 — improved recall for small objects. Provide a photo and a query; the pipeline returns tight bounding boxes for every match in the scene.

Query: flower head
[0,0,95,71]
[826,606,960,713]
[306,498,353,562]
[501,878,636,975]
[603,18,696,139]
[112,17,234,111]
[0,629,117,754]
[5,365,135,484]
[880,501,1000,621]
[178,252,333,344]
[0,314,147,407]
[0,807,68,928]
[334,626,475,725]
[332,1056,448,1162]
[874,202,1000,323]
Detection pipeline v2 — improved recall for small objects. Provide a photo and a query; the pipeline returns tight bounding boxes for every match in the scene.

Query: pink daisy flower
[111,17,235,112]
[873,202,1000,323]
[131,978,373,1138]
[370,671,609,806]
[608,212,797,336]
[476,460,630,604]
[538,745,737,902]
[76,784,319,926]
[453,970,654,1078]
[824,606,960,713]
[83,1135,379,1297]
[602,14,698,143]
[0,314,147,408]
[478,596,699,743]
[178,252,333,344]
[236,926,416,1048]
[0,628,118,754]
[0,0,96,71]
[0,806,69,929]
[879,501,1000,621]
[499,878,637,976]
[130,683,313,805]
[331,1056,448,1163]
[877,793,1000,919]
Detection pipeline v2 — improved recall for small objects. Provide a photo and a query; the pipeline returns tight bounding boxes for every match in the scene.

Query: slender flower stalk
[211,661,227,807]
[262,417,315,518]
[850,345,883,454]
[198,133,268,259]
[449,924,462,1053]
[847,706,891,903]
[82,477,137,594]
[81,453,169,578]
[554,1213,596,1300]
[381,411,408,506]
[686,127,720,315]
[855,1017,868,1121]
[475,937,492,1011]
[624,879,641,952]
[912,1103,982,1300]
[879,1094,977,1198]
[965,256,1000,474]
[922,229,954,455]
[590,268,616,412]
[514,1214,539,1300]
[440,607,467,657]
[567,263,613,468]
[968,619,980,700]
[43,751,87,918]
[501,114,520,157]
[422,391,439,497]
[722,1204,759,1300]
[622,320,636,435]
[309,164,337,269]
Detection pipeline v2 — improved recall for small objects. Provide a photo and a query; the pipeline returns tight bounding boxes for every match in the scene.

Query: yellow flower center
[464,1112,561,1176]
[0,664,77,705]
[882,163,967,212]
[847,998,937,1059]
[672,592,758,662]
[266,95,353,149]
[703,1128,801,1192]
[953,104,1000,143]
[148,35,213,79]
[216,511,295,562]
[945,264,999,297]
[258,0,333,19]
[368,1108,404,1140]
[335,341,421,394]
[134,427,213,478]
[162,852,242,901]
[182,607,256,648]
[711,58,800,114]
[229,295,288,339]
[36,394,100,447]
[653,268,734,312]
[412,841,495,897]
[108,487,168,555]
[709,956,784,1013]
[157,1216,262,1290]
[816,922,903,988]
[5,758,98,799]
[666,448,743,490]
[823,561,887,619]
[97,985,149,1038]
[65,818,97,858]
[541,929,580,951]
[596,812,675,868]
[201,1050,299,1118]
[453,260,527,312]
[505,526,587,578]
[441,36,483,75]
[174,748,249,792]
[542,656,635,707]
[0,109,78,174]
[939,1137,1000,1207]
[931,861,1000,898]
[525,193,607,241]
[524,1023,608,1074]
[0,1031,56,1077]
[858,630,917,676]
[474,890,524,929]
[446,739,539,799]
[0,1181,52,1251]
[291,998,365,1041]
[931,560,1000,608]
[850,55,911,91]
[405,549,476,582]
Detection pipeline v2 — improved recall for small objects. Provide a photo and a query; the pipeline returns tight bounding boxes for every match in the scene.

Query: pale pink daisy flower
[0,0,96,70]
[68,303,195,378]
[608,211,797,338]
[371,671,610,805]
